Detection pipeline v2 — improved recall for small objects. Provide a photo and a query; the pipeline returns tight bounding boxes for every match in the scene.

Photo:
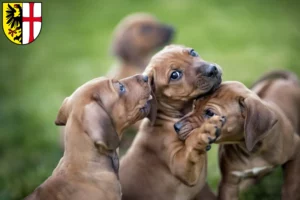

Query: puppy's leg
[194,182,216,200]
[217,148,240,200]
[238,178,256,191]
[170,116,224,186]
[281,151,300,200]
[218,175,240,200]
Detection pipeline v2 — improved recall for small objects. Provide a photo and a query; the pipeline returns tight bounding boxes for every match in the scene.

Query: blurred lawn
[0,0,300,199]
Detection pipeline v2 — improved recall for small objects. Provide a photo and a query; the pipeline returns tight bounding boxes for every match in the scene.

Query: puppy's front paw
[185,116,225,152]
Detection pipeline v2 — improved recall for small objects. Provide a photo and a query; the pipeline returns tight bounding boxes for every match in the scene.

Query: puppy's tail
[251,69,300,89]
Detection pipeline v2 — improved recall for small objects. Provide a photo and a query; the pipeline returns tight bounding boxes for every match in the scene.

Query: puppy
[108,12,174,80]
[107,13,175,144]
[24,75,151,200]
[175,70,300,200]
[58,14,174,150]
[119,45,222,200]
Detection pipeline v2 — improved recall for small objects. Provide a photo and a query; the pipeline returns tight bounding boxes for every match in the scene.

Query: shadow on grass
[240,168,282,200]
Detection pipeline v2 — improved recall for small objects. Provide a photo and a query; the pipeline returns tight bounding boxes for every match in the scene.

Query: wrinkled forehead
[85,77,112,91]
[146,45,193,69]
[72,77,116,100]
[195,81,253,108]
[161,45,191,55]
[215,82,251,97]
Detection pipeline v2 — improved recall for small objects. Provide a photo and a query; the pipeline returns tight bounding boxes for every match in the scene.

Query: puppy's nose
[142,75,148,83]
[206,64,219,77]
[163,25,175,33]
[174,122,183,133]
[162,25,175,42]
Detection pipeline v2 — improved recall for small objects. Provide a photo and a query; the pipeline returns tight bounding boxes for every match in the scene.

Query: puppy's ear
[111,32,137,63]
[112,36,129,60]
[84,102,120,150]
[145,70,157,125]
[242,97,278,152]
[55,97,71,126]
[147,91,157,125]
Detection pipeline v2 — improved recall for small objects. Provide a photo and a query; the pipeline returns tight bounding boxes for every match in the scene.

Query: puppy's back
[251,70,300,133]
[251,70,299,89]
[24,177,68,200]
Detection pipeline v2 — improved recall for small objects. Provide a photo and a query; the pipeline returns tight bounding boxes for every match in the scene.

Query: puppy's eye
[170,70,182,81]
[119,83,126,94]
[204,109,215,118]
[189,49,199,57]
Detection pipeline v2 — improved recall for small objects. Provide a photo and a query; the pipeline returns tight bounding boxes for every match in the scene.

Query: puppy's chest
[173,168,207,200]
[174,181,205,200]
[230,157,275,179]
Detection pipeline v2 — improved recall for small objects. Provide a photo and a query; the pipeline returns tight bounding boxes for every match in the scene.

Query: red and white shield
[22,2,42,44]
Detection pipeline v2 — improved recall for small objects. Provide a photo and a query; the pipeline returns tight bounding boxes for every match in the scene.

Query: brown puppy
[107,13,175,144]
[175,71,300,200]
[24,75,151,200]
[58,14,173,150]
[108,13,174,80]
[120,45,223,200]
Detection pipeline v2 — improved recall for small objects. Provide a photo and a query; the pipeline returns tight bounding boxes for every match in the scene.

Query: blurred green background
[1,0,300,199]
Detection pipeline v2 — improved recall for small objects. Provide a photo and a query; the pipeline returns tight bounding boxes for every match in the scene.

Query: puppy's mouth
[175,124,194,141]
[211,76,222,91]
[197,76,222,99]
[140,95,152,116]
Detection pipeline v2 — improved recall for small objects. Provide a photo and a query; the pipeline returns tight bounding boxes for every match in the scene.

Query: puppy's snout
[174,122,183,133]
[161,24,174,42]
[206,64,219,77]
[163,25,174,33]
[142,75,148,83]
[136,74,149,84]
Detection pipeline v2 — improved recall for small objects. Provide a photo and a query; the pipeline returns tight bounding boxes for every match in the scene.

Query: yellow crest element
[3,3,22,44]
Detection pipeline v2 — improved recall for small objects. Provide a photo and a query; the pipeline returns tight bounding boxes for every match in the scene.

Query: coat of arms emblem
[2,2,42,45]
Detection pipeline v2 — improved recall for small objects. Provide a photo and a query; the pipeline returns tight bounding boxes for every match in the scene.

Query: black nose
[142,75,148,82]
[164,25,174,33]
[174,122,183,133]
[162,25,175,42]
[206,64,219,77]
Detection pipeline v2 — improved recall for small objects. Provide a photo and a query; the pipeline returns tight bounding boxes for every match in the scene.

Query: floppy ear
[144,70,157,125]
[147,91,157,125]
[111,32,137,63]
[242,97,278,152]
[84,102,120,150]
[55,97,70,126]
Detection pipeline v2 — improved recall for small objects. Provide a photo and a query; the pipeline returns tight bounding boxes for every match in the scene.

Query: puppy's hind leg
[281,151,300,200]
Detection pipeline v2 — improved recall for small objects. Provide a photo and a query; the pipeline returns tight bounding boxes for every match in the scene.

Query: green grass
[0,0,300,199]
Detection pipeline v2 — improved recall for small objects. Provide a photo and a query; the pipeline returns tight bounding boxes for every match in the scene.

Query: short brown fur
[120,45,222,200]
[25,75,151,200]
[176,70,300,200]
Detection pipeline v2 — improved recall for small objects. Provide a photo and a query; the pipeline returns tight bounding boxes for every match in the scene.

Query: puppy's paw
[185,116,226,151]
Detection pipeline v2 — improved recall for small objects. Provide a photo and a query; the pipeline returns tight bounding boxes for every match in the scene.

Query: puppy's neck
[156,98,193,120]
[120,54,150,70]
[116,64,143,79]
[114,56,150,79]
[55,118,119,178]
